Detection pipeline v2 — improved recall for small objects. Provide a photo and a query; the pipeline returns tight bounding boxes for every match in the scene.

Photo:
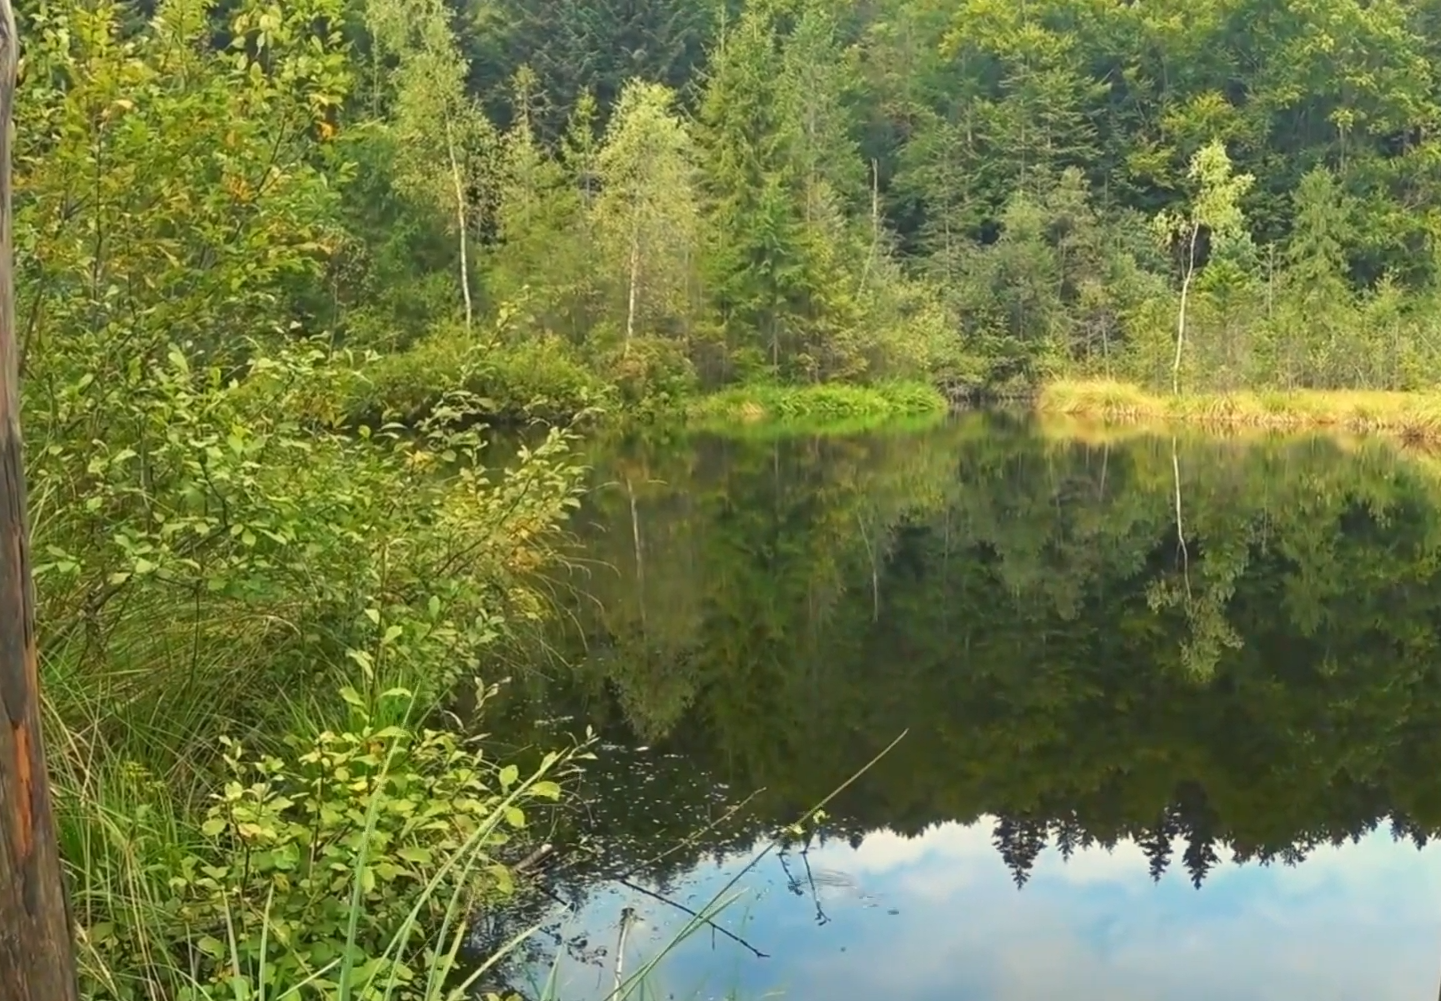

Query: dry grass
[1037,380,1441,444]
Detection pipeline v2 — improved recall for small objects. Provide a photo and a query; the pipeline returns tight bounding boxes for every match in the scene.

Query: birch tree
[594,80,701,353]
[1153,140,1253,394]
[366,0,491,332]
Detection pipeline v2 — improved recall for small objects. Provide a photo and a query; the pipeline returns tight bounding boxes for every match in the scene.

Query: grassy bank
[687,380,948,434]
[337,328,950,437]
[1037,380,1441,442]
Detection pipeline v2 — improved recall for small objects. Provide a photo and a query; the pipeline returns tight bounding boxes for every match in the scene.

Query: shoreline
[1035,380,1441,443]
[683,380,948,434]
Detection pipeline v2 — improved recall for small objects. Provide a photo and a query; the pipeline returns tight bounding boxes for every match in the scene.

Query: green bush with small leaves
[81,690,581,1001]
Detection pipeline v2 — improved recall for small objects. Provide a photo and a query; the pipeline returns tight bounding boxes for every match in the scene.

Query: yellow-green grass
[1037,380,1441,444]
[687,380,948,436]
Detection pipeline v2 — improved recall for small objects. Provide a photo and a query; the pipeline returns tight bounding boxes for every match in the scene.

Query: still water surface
[488,413,1441,999]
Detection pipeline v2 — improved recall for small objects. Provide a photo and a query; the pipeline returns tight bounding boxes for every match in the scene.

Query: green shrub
[343,325,613,426]
[75,689,583,1001]
[598,336,699,412]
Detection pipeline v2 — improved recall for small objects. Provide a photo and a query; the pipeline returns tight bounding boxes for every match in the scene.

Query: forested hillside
[23,0,1441,425]
[17,1,1441,994]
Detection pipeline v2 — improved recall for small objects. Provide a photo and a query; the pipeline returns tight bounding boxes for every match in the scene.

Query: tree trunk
[444,116,473,334]
[0,3,80,997]
[625,225,639,358]
[626,475,646,633]
[1173,225,1199,395]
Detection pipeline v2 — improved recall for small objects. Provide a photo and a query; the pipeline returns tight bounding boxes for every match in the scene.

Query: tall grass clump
[688,380,947,433]
[58,686,588,1001]
[1037,379,1441,442]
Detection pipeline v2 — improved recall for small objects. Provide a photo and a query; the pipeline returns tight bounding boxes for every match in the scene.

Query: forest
[12,0,1441,996]
[23,0,1441,432]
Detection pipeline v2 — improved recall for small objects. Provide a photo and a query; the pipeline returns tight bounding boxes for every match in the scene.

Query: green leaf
[339,687,365,709]
[498,764,519,789]
[196,935,227,959]
[487,863,515,896]
[201,817,228,837]
[530,780,562,801]
[396,846,432,864]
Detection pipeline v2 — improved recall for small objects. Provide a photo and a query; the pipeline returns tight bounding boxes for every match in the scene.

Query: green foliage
[343,324,613,424]
[686,380,947,433]
[76,691,577,1001]
[15,6,591,997]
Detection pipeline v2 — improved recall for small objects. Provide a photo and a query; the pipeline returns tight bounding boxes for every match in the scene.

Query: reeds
[1038,379,1441,443]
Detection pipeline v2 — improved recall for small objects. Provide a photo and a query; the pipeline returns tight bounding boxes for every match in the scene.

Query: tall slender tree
[1153,140,1254,393]
[594,80,701,353]
[366,0,491,332]
[0,1,80,996]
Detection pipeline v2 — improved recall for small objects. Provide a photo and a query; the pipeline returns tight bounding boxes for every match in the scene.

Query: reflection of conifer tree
[501,417,1441,920]
[994,816,1050,887]
[1140,809,1179,882]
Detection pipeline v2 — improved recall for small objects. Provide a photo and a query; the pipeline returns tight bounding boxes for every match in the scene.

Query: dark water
[488,413,1441,1000]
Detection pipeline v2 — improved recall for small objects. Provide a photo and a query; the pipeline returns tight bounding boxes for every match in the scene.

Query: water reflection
[541,819,1441,1001]
[483,414,1441,996]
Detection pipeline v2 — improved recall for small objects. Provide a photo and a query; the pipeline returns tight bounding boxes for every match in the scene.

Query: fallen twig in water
[613,876,770,959]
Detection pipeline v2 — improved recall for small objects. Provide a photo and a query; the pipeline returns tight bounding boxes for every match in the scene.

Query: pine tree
[1285,166,1352,303]
[696,2,808,377]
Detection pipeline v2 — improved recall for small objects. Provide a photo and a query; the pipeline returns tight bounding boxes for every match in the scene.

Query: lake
[482,412,1441,1000]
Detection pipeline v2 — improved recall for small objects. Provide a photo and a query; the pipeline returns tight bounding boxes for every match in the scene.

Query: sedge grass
[1038,379,1441,443]
[687,380,947,435]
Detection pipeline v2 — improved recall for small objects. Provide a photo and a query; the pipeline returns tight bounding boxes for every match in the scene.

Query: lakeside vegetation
[1037,381,1441,441]
[686,381,948,433]
[16,0,1441,994]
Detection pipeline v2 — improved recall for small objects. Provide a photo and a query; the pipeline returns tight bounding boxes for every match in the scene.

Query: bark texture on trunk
[0,2,80,996]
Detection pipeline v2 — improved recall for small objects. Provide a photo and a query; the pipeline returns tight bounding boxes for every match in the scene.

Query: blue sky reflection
[541,818,1441,1001]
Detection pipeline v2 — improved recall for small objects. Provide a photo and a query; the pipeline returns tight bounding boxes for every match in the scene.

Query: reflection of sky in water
[536,818,1441,1000]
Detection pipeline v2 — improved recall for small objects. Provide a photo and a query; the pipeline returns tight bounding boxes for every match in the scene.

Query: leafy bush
[597,336,699,413]
[35,343,588,734]
[344,325,613,425]
[76,689,585,1001]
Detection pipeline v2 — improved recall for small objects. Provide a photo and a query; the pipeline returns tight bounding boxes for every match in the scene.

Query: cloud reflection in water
[543,817,1441,1001]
